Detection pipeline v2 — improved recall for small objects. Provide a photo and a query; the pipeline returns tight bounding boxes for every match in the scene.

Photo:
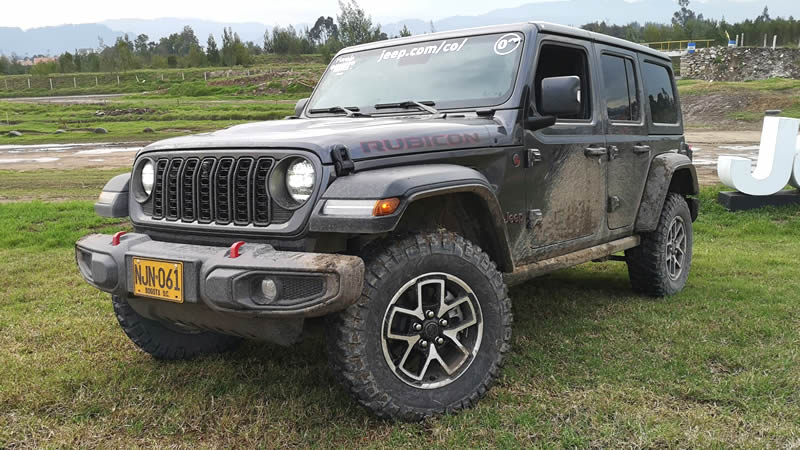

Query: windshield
[307,32,524,114]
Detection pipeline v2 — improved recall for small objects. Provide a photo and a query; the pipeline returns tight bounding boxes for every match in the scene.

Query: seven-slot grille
[149,156,279,226]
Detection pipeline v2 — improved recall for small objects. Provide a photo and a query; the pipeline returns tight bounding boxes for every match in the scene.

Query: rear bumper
[75,233,365,318]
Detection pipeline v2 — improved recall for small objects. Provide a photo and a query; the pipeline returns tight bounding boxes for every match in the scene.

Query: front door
[524,37,608,260]
[596,45,651,230]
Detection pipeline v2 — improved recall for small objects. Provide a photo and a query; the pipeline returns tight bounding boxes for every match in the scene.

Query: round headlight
[285,159,315,203]
[141,161,154,196]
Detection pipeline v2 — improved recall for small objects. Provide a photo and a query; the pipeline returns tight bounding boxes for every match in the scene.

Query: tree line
[2,0,799,76]
[584,2,800,46]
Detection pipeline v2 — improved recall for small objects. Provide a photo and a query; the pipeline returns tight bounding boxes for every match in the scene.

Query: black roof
[339,21,670,62]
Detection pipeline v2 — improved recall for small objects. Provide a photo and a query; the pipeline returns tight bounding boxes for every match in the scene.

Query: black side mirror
[539,76,581,117]
[295,98,309,117]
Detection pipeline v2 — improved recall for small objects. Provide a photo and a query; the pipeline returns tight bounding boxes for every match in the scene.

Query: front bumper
[75,233,365,318]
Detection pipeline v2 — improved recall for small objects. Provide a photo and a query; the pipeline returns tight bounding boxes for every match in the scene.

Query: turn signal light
[373,198,400,216]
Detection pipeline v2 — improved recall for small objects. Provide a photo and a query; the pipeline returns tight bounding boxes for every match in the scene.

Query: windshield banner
[377,38,469,63]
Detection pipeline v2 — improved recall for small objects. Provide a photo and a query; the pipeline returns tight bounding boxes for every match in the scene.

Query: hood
[141,115,515,164]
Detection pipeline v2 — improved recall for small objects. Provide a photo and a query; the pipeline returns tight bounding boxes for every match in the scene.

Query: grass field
[0,57,327,99]
[1,169,799,447]
[0,95,299,145]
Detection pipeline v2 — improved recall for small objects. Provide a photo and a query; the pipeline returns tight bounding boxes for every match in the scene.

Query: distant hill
[1,0,796,56]
[0,24,123,56]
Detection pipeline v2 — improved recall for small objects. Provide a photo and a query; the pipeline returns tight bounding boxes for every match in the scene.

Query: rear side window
[642,62,678,124]
[601,54,640,122]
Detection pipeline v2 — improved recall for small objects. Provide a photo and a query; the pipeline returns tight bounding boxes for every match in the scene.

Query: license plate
[132,258,184,303]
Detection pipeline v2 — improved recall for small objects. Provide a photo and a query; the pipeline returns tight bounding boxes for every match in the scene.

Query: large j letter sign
[718,117,800,195]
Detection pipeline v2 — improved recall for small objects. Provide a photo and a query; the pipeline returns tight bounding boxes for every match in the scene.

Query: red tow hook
[111,231,128,246]
[229,241,246,258]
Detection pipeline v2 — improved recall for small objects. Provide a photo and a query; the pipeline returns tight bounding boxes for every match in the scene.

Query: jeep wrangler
[76,22,698,421]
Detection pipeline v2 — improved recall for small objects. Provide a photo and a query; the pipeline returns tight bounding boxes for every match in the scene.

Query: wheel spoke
[442,329,470,356]
[390,305,423,321]
[449,316,477,335]
[395,336,420,373]
[440,295,470,316]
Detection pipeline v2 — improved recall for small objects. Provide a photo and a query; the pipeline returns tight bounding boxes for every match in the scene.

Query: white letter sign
[718,117,800,196]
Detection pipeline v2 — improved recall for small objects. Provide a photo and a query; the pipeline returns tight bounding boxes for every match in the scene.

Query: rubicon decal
[361,133,481,153]
[377,38,469,63]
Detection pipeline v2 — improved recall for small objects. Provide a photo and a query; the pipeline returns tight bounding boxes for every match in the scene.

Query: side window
[601,54,640,122]
[642,62,678,124]
[534,44,592,120]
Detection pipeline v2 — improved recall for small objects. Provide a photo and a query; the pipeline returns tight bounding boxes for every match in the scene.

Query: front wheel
[625,192,693,296]
[326,232,512,421]
[112,295,241,360]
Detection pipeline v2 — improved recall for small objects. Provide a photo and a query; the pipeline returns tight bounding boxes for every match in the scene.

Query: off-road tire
[327,232,513,421]
[112,295,240,360]
[625,193,693,296]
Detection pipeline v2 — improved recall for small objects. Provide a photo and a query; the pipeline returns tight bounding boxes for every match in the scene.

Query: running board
[504,236,641,286]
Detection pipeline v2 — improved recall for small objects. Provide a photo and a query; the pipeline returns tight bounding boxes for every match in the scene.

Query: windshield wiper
[307,106,369,117]
[374,100,438,115]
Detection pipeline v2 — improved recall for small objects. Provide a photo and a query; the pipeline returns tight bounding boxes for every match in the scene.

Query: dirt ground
[0,142,146,170]
[0,129,765,186]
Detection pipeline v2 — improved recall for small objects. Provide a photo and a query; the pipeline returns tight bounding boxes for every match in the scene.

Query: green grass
[677,77,800,94]
[1,177,800,447]
[0,96,296,144]
[0,168,129,202]
[0,60,326,98]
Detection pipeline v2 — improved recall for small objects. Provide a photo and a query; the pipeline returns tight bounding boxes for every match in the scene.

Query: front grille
[147,155,284,227]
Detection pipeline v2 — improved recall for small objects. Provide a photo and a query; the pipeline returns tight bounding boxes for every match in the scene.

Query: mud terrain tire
[112,295,240,360]
[327,232,512,421]
[626,193,693,296]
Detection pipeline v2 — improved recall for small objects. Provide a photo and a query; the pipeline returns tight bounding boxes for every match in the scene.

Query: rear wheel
[112,295,240,360]
[326,232,512,421]
[626,193,693,296]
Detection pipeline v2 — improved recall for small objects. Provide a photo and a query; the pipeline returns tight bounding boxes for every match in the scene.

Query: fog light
[261,278,279,303]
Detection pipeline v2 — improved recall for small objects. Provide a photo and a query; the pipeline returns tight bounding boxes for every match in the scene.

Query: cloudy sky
[1,0,793,30]
[3,0,533,29]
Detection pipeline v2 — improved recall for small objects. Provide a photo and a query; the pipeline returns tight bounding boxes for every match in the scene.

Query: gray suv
[76,22,698,421]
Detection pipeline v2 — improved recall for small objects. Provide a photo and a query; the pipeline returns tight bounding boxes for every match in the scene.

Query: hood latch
[331,144,355,177]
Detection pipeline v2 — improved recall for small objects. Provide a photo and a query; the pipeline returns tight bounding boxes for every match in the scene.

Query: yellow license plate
[132,258,184,303]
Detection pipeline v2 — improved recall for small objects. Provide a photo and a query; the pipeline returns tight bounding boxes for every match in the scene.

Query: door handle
[633,144,651,154]
[584,146,607,158]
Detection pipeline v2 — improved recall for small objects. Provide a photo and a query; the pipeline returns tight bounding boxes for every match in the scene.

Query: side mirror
[539,76,581,117]
[295,98,309,117]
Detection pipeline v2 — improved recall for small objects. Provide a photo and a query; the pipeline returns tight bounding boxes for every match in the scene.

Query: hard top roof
[338,21,670,62]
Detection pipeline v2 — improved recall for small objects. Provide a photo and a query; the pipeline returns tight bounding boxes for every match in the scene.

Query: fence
[0,67,300,93]
[644,40,716,52]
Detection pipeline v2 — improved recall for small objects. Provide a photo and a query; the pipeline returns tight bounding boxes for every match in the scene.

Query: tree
[187,44,206,67]
[134,34,150,56]
[399,25,412,37]
[206,34,220,65]
[337,0,386,46]
[310,16,339,45]
[58,52,76,73]
[0,55,10,75]
[756,6,771,23]
[221,27,249,66]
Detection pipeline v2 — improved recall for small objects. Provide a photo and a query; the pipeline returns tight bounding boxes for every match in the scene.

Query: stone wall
[680,47,800,81]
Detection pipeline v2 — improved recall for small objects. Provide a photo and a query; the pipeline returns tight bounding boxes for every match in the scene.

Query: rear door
[596,45,650,230]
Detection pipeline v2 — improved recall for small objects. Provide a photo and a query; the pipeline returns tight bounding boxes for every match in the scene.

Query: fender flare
[95,172,130,218]
[309,164,514,270]
[635,153,699,232]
